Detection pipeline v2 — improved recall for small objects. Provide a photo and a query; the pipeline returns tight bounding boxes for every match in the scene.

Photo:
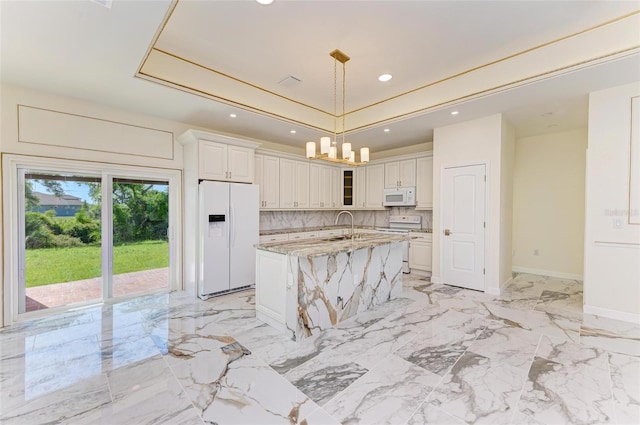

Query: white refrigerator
[198,180,259,299]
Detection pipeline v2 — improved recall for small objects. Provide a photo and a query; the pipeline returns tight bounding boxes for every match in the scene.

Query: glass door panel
[21,171,102,313]
[111,178,169,297]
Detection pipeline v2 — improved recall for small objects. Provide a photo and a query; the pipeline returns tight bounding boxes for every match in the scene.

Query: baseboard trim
[485,287,501,296]
[430,275,441,284]
[583,304,640,324]
[486,277,513,296]
[512,266,583,281]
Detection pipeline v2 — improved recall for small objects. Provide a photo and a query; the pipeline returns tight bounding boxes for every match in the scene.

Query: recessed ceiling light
[256,0,273,4]
[384,128,390,132]
[290,130,296,134]
[378,74,392,82]
[229,114,237,118]
[451,111,459,115]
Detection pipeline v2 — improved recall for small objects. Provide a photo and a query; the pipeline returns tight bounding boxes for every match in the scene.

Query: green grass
[25,240,168,288]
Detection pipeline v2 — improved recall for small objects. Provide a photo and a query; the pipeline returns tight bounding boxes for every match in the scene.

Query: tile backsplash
[260,208,432,231]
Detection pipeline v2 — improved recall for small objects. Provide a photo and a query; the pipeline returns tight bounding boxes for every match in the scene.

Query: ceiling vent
[90,0,113,9]
[278,76,302,87]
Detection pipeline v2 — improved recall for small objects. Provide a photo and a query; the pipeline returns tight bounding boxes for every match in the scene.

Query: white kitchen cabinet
[409,232,432,272]
[309,163,333,209]
[279,159,309,209]
[416,156,433,209]
[384,159,416,188]
[259,233,289,244]
[255,155,280,209]
[331,167,341,209]
[198,140,254,183]
[309,163,322,209]
[354,168,366,209]
[364,164,385,209]
[320,165,332,208]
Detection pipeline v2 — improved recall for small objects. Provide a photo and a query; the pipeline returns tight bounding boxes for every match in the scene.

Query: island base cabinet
[255,243,404,341]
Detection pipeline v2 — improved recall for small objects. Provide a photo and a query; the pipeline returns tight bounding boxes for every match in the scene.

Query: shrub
[25,212,55,249]
[63,220,100,244]
[51,234,84,248]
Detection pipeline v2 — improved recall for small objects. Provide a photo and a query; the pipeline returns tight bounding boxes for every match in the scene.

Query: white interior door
[441,164,486,291]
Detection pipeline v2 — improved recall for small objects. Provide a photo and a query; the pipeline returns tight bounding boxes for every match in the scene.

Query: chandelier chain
[333,56,338,146]
[342,59,346,146]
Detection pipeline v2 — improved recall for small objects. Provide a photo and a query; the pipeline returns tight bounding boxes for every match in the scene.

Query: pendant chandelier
[306,49,369,166]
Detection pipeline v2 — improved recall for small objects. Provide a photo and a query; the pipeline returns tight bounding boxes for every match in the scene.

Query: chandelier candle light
[306,49,370,166]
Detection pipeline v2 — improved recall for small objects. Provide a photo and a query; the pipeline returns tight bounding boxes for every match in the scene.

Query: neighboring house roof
[33,192,83,207]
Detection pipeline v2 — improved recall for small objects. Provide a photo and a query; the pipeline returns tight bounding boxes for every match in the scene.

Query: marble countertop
[260,225,432,236]
[255,233,410,257]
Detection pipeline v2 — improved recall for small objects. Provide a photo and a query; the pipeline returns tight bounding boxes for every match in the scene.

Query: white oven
[376,215,422,273]
[383,186,416,206]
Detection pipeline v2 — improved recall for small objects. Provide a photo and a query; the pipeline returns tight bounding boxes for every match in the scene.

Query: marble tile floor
[1,273,638,425]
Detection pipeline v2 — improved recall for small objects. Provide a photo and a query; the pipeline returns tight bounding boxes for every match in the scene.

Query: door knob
[444,229,452,236]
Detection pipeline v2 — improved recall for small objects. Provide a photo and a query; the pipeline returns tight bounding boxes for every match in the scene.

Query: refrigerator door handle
[230,206,236,247]
[225,207,233,249]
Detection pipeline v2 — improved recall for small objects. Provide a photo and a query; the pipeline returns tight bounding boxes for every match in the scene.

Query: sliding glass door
[21,171,103,313]
[111,178,170,298]
[6,156,180,318]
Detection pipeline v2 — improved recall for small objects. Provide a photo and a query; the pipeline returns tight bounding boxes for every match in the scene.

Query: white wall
[432,114,513,295]
[584,81,640,322]
[500,119,515,287]
[512,128,587,279]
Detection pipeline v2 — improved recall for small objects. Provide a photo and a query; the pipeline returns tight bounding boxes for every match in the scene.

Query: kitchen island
[254,233,407,341]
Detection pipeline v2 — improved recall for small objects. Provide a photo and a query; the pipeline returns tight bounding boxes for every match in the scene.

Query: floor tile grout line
[605,350,619,425]
[509,332,543,425]
[104,371,115,404]
[160,341,207,424]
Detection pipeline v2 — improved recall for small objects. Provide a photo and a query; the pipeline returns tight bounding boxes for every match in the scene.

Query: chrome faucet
[335,210,355,239]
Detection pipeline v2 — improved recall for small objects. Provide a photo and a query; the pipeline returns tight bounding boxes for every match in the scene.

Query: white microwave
[383,187,416,206]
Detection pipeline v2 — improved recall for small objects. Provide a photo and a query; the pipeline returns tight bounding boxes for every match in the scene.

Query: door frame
[438,160,490,291]
[2,154,182,325]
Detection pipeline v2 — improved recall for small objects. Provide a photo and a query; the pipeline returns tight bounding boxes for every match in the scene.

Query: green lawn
[25,240,169,288]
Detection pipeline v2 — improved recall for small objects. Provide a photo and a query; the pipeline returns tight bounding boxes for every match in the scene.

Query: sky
[30,181,168,204]
[32,181,93,203]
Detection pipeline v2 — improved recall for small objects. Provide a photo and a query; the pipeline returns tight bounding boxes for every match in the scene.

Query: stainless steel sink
[321,233,367,242]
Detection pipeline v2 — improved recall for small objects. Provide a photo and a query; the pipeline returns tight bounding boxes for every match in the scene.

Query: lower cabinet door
[409,241,432,271]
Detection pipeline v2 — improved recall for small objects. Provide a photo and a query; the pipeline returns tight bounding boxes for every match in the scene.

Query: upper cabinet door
[199,141,228,181]
[384,162,400,188]
[319,165,332,208]
[308,163,322,209]
[331,167,341,209]
[365,164,385,209]
[384,159,416,188]
[262,155,280,209]
[416,156,433,209]
[227,145,254,183]
[399,159,417,187]
[279,158,295,208]
[295,161,310,208]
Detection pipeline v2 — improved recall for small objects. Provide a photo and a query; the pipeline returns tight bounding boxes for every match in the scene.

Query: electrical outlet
[613,219,624,229]
[533,249,539,256]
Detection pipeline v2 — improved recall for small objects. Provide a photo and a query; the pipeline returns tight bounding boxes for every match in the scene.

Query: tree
[111,183,168,243]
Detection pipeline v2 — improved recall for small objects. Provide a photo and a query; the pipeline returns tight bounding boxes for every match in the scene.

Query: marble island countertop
[260,225,432,236]
[255,233,410,257]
